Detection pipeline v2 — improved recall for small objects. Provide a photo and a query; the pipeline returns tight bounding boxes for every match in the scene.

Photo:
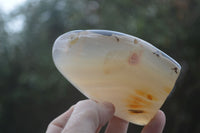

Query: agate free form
[52,30,181,125]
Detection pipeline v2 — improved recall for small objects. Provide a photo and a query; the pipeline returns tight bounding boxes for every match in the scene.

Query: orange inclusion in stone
[134,89,157,101]
[127,94,152,113]
[128,53,139,65]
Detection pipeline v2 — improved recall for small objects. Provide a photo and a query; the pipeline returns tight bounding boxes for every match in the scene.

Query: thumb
[62,100,115,133]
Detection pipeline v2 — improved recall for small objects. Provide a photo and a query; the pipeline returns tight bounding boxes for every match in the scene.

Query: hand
[46,100,165,133]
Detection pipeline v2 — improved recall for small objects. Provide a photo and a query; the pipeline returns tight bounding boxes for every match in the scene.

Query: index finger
[62,100,115,133]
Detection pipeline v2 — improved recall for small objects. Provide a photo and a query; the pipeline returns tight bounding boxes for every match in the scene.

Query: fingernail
[102,102,115,112]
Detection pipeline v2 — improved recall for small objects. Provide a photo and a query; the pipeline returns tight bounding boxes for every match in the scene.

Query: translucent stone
[52,30,181,125]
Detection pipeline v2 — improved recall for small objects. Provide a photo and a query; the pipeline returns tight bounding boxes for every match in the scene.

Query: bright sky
[0,0,26,14]
[0,0,26,32]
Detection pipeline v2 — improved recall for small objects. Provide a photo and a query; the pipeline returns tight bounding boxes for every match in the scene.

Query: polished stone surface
[52,30,181,125]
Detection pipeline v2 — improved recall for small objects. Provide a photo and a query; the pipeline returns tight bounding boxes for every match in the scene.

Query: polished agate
[52,30,181,125]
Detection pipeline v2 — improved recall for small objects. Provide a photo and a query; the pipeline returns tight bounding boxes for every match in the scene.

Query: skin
[46,100,166,133]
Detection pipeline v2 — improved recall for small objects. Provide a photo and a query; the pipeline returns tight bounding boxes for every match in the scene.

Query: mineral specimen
[52,30,181,125]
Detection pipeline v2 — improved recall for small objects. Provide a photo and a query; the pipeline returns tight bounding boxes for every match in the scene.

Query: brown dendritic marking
[171,67,178,74]
[114,36,120,42]
[128,109,144,114]
[153,52,160,57]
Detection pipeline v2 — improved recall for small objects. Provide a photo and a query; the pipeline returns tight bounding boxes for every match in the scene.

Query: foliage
[0,0,200,132]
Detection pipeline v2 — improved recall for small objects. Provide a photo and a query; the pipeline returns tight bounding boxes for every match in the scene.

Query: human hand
[46,100,165,133]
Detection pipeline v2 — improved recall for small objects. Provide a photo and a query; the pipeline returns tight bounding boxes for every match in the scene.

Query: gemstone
[52,30,181,125]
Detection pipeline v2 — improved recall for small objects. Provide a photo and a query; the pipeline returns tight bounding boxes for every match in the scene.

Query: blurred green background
[0,0,200,132]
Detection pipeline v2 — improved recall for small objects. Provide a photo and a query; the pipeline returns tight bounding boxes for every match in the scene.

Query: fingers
[46,106,74,133]
[105,116,129,133]
[46,101,165,133]
[141,110,166,133]
[62,100,115,133]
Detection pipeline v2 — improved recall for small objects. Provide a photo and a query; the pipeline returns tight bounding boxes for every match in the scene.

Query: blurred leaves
[0,0,200,132]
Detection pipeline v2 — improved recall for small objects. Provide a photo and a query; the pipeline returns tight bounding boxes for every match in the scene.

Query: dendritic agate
[52,30,181,125]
